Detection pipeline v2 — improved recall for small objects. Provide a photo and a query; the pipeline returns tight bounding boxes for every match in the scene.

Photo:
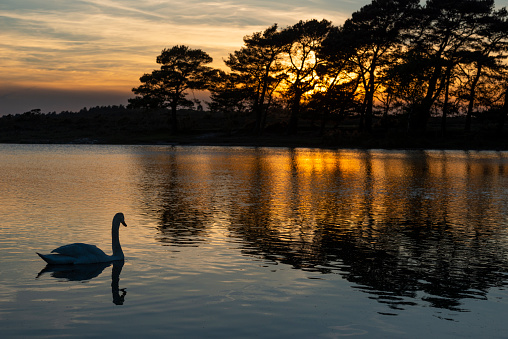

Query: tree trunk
[364,89,374,133]
[170,101,178,135]
[465,63,482,132]
[409,51,446,134]
[253,81,262,134]
[256,58,275,134]
[261,91,274,131]
[381,93,392,128]
[411,68,441,133]
[358,96,367,131]
[441,68,452,136]
[288,87,302,135]
[320,107,330,136]
[497,87,508,136]
[364,59,376,133]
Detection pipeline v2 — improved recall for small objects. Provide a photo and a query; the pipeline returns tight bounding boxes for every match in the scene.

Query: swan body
[37,213,127,265]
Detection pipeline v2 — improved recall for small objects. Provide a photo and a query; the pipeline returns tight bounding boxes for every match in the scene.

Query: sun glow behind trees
[58,0,508,137]
[203,0,508,135]
[1,0,368,115]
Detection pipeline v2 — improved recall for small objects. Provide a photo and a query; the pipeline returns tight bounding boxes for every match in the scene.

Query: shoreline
[2,132,508,152]
[2,107,507,151]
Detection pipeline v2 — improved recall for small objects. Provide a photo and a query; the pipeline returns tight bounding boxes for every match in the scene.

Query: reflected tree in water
[137,150,212,246]
[228,150,508,312]
[135,148,508,313]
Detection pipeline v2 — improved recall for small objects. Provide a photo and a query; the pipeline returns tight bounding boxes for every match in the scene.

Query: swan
[37,213,127,265]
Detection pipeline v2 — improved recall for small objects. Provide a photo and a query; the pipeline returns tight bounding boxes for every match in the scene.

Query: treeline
[0,105,255,144]
[129,0,508,138]
[0,106,144,143]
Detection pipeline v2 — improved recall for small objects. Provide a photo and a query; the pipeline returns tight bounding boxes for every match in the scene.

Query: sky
[1,0,507,115]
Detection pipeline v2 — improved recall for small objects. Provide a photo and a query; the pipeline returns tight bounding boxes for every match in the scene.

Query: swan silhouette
[37,213,127,265]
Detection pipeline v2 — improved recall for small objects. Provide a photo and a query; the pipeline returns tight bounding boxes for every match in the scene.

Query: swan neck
[112,219,123,258]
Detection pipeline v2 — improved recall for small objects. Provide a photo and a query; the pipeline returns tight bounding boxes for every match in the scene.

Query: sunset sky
[1,0,507,115]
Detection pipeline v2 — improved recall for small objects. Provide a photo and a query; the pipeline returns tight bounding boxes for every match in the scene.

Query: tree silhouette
[460,8,508,132]
[224,24,288,134]
[314,26,360,133]
[118,0,508,145]
[129,45,214,134]
[402,0,497,133]
[210,1,508,140]
[342,0,420,132]
[498,86,508,134]
[208,71,249,116]
[281,19,332,135]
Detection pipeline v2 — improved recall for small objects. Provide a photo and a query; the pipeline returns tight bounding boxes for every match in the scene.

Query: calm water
[1,144,508,338]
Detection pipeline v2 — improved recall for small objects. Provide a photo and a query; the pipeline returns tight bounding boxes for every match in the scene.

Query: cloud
[0,0,370,114]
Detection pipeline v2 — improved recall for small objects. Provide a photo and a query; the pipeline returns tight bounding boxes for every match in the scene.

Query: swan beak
[122,221,127,227]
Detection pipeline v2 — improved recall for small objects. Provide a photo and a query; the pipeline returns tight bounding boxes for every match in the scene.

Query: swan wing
[37,252,77,265]
[51,243,107,258]
[48,243,110,263]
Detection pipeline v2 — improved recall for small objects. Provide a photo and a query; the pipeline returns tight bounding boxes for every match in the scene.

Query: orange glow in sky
[2,0,507,115]
[0,0,367,114]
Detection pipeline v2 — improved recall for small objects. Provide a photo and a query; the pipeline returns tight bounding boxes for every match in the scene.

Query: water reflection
[135,147,508,313]
[36,261,126,305]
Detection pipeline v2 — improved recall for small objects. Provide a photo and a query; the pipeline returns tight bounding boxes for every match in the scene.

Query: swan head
[114,212,127,227]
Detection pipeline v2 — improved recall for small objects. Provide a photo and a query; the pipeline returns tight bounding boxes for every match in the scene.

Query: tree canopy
[129,45,214,133]
[130,0,508,140]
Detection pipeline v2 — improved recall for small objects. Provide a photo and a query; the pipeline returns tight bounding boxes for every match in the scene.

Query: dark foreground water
[1,144,507,338]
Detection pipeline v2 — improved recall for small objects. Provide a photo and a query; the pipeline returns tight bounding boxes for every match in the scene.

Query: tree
[342,0,420,132]
[461,8,508,132]
[315,26,361,133]
[281,19,333,135]
[403,0,496,134]
[207,71,250,115]
[129,45,214,134]
[498,85,508,134]
[225,24,288,134]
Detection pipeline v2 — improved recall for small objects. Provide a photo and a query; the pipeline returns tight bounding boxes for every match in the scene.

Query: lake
[1,144,508,338]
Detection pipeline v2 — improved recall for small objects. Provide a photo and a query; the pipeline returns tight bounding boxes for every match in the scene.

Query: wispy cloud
[0,0,367,113]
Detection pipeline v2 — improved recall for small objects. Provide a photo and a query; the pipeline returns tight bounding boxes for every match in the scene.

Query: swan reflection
[36,260,126,305]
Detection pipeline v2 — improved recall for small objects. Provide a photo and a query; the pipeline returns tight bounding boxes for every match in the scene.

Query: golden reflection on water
[133,147,508,311]
[1,145,508,315]
[164,149,506,236]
